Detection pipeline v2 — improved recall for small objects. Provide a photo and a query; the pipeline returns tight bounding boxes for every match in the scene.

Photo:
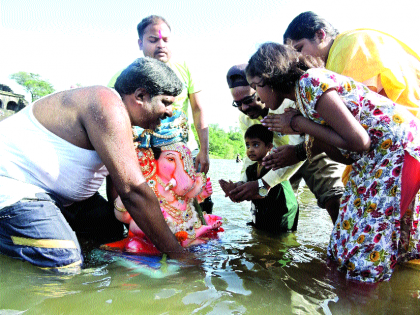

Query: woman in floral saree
[246,42,420,283]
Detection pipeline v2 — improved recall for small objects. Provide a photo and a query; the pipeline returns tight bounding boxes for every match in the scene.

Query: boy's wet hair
[114,57,183,98]
[244,124,273,145]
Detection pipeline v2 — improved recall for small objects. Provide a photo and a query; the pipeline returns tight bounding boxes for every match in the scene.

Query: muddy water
[1,159,419,314]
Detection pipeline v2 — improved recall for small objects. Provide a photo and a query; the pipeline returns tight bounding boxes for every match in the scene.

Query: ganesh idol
[102,110,223,255]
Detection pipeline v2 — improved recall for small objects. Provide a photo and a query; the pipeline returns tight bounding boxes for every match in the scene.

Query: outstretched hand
[261,108,302,135]
[262,145,299,170]
[228,181,264,202]
[219,179,237,200]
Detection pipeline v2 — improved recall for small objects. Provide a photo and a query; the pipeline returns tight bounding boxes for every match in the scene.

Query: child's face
[245,137,272,162]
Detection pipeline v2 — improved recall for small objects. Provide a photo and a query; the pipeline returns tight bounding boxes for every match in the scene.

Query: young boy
[220,124,299,233]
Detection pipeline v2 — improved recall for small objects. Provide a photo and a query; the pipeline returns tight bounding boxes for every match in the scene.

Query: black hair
[229,74,247,86]
[283,11,339,44]
[244,124,273,145]
[137,15,171,39]
[114,57,183,98]
[246,42,323,94]
[151,146,162,160]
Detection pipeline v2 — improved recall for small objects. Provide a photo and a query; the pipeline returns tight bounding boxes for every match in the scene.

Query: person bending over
[0,57,190,270]
[247,42,420,283]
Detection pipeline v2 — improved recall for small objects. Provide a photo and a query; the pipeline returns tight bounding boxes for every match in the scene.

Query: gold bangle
[114,200,127,212]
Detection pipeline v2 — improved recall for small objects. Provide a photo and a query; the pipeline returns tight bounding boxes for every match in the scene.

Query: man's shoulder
[168,59,189,70]
[238,112,261,129]
[167,59,190,77]
[76,86,123,117]
[85,85,120,100]
[168,59,202,95]
[268,100,295,115]
[168,60,193,82]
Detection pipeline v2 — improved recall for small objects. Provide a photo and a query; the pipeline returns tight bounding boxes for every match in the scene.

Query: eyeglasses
[232,93,257,108]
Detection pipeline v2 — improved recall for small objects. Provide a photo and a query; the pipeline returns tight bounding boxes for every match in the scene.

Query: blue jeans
[0,193,82,269]
[0,192,125,269]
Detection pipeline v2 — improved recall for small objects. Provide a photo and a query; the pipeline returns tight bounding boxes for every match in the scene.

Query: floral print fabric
[295,68,420,282]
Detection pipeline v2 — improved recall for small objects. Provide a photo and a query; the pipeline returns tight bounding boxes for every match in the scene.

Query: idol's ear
[138,38,143,51]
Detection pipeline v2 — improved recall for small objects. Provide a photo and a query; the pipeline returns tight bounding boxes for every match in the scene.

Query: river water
[1,159,419,314]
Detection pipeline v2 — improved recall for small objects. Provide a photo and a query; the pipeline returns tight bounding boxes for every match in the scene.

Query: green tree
[10,72,55,102]
[193,124,245,159]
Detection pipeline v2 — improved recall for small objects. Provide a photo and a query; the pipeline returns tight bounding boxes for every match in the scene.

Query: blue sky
[1,0,418,129]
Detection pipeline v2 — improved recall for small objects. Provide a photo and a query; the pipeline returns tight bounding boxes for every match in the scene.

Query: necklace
[150,182,202,229]
[155,175,187,202]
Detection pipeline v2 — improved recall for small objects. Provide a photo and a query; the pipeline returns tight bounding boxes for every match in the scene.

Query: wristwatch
[258,179,269,197]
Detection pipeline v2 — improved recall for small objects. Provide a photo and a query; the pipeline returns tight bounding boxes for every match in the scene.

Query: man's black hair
[137,15,171,39]
[114,57,182,98]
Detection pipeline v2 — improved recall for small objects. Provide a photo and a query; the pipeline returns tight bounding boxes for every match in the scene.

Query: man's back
[32,86,124,150]
[0,86,126,206]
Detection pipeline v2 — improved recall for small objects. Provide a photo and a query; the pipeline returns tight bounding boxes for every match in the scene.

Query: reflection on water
[1,159,419,314]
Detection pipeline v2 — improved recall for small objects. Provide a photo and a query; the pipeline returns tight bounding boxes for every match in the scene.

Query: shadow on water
[1,159,420,314]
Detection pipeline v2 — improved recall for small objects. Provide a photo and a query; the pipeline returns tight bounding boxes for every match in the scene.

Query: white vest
[0,103,108,208]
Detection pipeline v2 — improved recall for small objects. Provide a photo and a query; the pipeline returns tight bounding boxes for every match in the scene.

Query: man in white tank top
[0,57,190,269]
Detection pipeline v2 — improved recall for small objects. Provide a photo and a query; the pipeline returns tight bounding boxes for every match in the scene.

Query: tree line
[192,124,245,160]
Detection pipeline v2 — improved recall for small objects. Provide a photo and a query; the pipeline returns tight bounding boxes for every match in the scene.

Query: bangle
[305,134,314,163]
[295,142,307,161]
[289,113,301,133]
[114,200,127,212]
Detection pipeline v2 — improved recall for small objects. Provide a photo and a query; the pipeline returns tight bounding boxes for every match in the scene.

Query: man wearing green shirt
[109,15,212,212]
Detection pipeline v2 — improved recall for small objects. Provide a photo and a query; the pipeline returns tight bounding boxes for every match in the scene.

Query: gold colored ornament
[114,200,127,212]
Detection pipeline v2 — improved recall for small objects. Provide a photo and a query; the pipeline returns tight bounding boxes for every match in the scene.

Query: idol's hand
[197,178,213,202]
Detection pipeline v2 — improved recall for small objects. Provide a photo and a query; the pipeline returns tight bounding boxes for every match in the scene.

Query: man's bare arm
[82,87,185,258]
[189,92,210,174]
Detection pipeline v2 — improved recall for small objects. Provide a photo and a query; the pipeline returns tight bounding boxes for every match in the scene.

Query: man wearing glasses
[224,64,344,224]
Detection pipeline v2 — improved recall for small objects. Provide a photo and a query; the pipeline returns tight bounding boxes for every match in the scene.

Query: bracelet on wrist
[305,134,315,163]
[289,113,302,133]
[114,200,127,212]
[295,142,307,161]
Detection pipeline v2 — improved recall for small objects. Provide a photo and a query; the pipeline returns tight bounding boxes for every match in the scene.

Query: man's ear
[267,143,274,151]
[134,87,147,104]
[315,29,327,41]
[138,38,143,50]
